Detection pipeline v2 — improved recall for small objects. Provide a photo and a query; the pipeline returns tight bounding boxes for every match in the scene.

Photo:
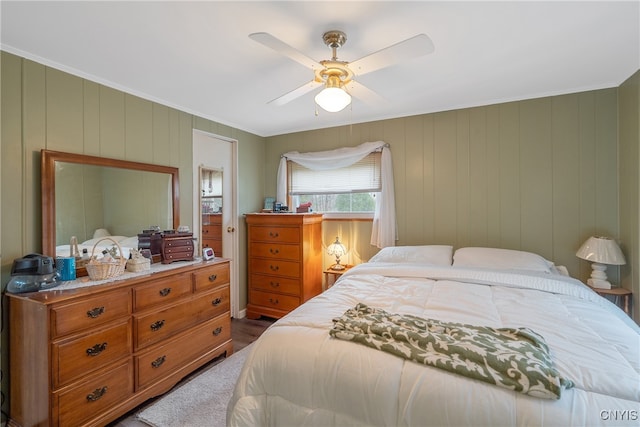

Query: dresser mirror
[41,149,180,258]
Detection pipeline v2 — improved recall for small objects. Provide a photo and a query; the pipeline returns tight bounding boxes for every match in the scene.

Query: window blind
[288,152,381,195]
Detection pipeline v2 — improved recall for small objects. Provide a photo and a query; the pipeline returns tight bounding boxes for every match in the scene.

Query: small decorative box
[160,231,195,264]
[126,248,151,272]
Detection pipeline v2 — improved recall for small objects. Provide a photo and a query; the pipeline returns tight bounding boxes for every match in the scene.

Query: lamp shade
[576,236,626,265]
[314,75,351,112]
[327,236,347,270]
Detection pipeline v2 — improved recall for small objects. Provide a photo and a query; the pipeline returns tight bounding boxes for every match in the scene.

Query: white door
[192,130,239,318]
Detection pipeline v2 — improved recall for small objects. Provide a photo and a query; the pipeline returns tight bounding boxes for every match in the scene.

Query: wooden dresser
[202,213,223,257]
[7,259,232,427]
[245,213,323,319]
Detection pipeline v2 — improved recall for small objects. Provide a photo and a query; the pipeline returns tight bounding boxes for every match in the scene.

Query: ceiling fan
[249,30,435,112]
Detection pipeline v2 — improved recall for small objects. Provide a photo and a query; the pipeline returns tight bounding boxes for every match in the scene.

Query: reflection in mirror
[42,150,180,258]
[201,169,223,213]
[55,162,174,246]
[200,167,223,257]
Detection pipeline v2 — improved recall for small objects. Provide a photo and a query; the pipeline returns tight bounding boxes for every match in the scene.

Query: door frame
[192,129,239,318]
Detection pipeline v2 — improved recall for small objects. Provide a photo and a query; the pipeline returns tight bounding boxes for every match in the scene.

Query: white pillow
[368,245,453,266]
[452,247,555,273]
[118,236,139,248]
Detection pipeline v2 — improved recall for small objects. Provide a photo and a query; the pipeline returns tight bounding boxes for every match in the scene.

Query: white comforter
[228,264,640,426]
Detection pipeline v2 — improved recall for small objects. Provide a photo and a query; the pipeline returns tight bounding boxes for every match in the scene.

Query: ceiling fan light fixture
[314,75,351,112]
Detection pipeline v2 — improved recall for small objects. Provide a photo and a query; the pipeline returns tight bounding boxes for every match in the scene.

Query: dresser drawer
[249,225,300,243]
[134,288,229,350]
[135,314,231,389]
[251,274,301,296]
[133,272,192,311]
[52,319,131,387]
[163,237,194,248]
[193,262,230,292]
[202,224,222,239]
[250,258,300,278]
[249,289,300,313]
[55,359,133,427]
[52,290,131,338]
[250,242,300,261]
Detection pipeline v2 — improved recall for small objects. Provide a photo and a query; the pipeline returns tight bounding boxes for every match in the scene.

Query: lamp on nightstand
[327,236,347,271]
[576,236,626,289]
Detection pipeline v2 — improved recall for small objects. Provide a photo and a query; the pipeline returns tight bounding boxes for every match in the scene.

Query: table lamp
[576,236,626,289]
[327,236,347,271]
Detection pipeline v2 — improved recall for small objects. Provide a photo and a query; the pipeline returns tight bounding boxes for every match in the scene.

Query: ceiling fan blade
[349,34,434,76]
[268,80,322,106]
[249,32,321,70]
[346,81,385,105]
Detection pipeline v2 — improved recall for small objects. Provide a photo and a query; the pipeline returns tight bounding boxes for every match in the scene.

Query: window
[288,152,381,213]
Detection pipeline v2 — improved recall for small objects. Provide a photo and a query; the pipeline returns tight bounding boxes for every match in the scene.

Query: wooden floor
[109,316,275,426]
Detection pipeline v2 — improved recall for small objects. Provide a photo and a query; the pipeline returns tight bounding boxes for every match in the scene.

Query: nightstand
[323,265,352,288]
[588,286,632,315]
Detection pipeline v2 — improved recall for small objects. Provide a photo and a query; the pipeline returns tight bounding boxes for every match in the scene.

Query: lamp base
[330,264,345,271]
[588,262,612,289]
[587,278,612,289]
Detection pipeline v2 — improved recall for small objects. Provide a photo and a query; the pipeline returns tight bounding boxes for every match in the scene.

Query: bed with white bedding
[227,246,640,426]
[55,235,139,260]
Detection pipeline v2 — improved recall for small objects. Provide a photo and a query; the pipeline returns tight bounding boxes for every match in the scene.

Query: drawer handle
[213,326,223,336]
[151,355,166,368]
[86,306,105,318]
[269,231,279,238]
[269,248,279,255]
[150,320,165,331]
[212,297,223,306]
[159,287,172,297]
[269,298,279,305]
[270,281,280,288]
[86,342,108,357]
[208,274,218,282]
[86,386,108,402]
[269,265,279,271]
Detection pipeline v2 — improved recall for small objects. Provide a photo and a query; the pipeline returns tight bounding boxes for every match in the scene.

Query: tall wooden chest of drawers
[245,213,323,319]
[7,259,232,427]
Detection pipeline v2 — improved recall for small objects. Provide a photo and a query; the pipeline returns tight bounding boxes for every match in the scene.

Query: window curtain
[277,141,396,248]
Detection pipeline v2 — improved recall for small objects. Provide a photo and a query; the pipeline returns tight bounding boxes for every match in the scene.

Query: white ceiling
[2,1,639,137]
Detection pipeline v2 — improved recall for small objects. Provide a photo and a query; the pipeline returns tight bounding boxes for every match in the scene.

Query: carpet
[136,343,252,427]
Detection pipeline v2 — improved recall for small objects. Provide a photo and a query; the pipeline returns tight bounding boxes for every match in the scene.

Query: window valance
[276,141,396,248]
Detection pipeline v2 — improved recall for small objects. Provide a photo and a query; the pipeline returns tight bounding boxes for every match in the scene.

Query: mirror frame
[41,149,180,257]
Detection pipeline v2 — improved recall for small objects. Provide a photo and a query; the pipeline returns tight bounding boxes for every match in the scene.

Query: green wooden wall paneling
[619,70,640,322]
[265,88,622,281]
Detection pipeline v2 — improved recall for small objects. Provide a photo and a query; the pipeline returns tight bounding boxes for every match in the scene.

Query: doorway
[192,130,239,318]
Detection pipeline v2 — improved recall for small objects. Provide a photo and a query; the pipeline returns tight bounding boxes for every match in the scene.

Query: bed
[228,246,640,426]
[55,231,139,260]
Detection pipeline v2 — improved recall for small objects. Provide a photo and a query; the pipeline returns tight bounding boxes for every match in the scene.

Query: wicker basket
[86,237,127,280]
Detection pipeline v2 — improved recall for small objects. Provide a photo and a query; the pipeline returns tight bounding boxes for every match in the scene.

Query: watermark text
[600,410,638,422]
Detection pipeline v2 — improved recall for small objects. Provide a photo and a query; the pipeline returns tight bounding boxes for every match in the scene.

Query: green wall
[0,51,265,300]
[0,51,266,421]
[266,89,622,283]
[619,69,640,321]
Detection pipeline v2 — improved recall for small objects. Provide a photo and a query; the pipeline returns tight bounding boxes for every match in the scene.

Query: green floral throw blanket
[330,303,573,399]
